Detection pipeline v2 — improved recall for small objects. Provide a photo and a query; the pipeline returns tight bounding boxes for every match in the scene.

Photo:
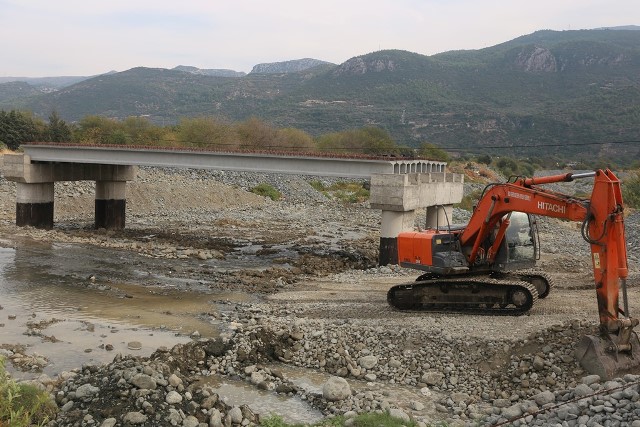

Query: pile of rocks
[485,374,640,426]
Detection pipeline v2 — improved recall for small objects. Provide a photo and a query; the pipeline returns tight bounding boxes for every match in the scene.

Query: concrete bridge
[2,143,463,265]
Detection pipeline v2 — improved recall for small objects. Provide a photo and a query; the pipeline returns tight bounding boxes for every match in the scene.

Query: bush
[622,171,640,209]
[250,183,282,201]
[308,180,369,203]
[0,357,57,426]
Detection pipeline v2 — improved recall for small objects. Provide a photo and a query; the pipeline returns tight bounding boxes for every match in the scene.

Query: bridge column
[16,182,54,229]
[425,204,454,228]
[95,181,127,230]
[380,210,415,265]
[370,172,464,266]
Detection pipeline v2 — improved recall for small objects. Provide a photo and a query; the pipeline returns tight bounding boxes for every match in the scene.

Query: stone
[61,401,74,412]
[250,371,265,385]
[582,374,601,386]
[411,400,425,411]
[75,383,100,399]
[493,399,511,408]
[502,404,523,419]
[100,419,117,427]
[182,416,200,427]
[421,371,444,386]
[166,390,183,404]
[322,376,352,401]
[131,373,157,390]
[533,390,555,406]
[358,355,378,369]
[229,406,243,424]
[168,373,183,387]
[123,412,148,424]
[127,341,143,350]
[388,357,402,368]
[202,395,219,410]
[573,383,593,397]
[532,355,545,371]
[389,408,410,422]
[364,373,377,381]
[209,409,223,427]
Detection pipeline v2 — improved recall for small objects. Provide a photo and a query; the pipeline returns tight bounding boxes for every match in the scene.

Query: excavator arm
[458,170,630,330]
[457,169,639,378]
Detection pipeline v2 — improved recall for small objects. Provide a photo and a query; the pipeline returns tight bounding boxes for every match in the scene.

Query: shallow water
[0,241,250,378]
[0,239,324,421]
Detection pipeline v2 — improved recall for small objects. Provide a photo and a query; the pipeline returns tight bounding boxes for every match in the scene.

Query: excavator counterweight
[389,169,640,379]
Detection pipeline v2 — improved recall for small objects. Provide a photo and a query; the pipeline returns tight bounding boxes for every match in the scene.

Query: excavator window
[505,212,536,262]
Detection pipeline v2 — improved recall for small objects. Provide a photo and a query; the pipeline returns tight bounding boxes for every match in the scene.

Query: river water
[0,238,323,423]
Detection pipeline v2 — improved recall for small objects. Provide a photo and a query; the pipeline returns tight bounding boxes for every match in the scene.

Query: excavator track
[387,277,538,315]
[498,270,555,299]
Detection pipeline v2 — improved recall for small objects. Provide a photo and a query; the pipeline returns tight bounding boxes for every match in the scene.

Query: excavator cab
[494,212,538,270]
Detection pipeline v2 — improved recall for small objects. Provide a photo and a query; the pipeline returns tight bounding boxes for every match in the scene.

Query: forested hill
[2,28,640,162]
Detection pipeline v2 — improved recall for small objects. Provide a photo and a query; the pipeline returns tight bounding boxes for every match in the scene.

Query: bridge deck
[22,144,445,178]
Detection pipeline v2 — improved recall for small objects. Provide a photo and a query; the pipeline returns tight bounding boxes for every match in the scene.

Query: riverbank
[1,165,640,426]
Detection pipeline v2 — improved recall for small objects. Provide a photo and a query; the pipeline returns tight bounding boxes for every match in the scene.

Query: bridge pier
[95,181,127,230]
[3,154,136,230]
[370,172,464,266]
[16,182,55,229]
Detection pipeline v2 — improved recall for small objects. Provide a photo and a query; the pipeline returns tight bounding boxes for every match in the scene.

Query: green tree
[235,117,276,149]
[273,127,315,152]
[317,127,399,155]
[45,111,72,142]
[0,110,42,150]
[74,115,121,144]
[477,154,492,165]
[418,142,451,162]
[177,117,232,148]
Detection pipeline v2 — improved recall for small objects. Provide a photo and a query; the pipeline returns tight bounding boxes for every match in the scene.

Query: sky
[0,0,638,77]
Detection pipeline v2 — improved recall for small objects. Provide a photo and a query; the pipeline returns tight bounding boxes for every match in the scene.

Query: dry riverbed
[1,166,640,426]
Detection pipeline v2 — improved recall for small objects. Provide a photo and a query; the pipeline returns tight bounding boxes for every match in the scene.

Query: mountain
[3,28,640,163]
[250,58,335,74]
[172,66,246,78]
[0,81,41,103]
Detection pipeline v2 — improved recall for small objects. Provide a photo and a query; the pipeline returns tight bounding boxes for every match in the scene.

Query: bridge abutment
[370,172,464,266]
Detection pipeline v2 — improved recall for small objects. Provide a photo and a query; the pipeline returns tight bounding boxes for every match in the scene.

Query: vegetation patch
[309,180,369,203]
[0,357,57,426]
[259,412,419,427]
[251,183,282,201]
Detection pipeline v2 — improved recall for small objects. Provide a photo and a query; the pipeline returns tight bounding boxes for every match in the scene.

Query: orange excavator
[388,169,640,378]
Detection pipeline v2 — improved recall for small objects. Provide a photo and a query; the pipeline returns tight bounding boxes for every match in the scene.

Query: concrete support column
[95,181,127,230]
[425,204,454,228]
[379,210,415,266]
[16,182,54,229]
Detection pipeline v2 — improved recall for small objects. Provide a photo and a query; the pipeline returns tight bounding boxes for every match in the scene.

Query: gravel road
[1,164,640,426]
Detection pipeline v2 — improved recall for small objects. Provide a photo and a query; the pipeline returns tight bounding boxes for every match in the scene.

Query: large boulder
[323,376,352,401]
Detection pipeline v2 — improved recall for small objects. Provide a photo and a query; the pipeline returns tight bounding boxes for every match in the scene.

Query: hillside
[2,28,640,163]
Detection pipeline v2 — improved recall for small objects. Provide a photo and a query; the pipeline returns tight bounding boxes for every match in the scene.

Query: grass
[251,183,282,201]
[0,357,57,427]
[260,412,421,427]
[309,180,370,203]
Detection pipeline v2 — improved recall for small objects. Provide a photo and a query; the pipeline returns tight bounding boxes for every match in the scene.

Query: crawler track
[387,277,538,315]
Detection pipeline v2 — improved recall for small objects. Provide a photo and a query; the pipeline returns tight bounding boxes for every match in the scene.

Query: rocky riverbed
[1,165,640,426]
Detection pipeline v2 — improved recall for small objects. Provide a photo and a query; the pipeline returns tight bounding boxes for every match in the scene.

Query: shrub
[250,183,282,201]
[622,171,640,209]
[0,357,57,426]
